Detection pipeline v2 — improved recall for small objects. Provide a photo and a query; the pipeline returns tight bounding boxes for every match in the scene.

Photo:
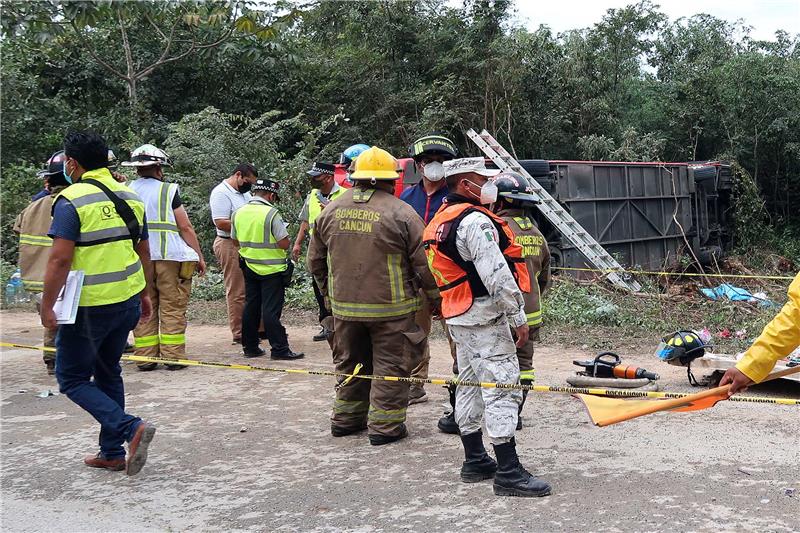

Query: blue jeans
[56,298,142,459]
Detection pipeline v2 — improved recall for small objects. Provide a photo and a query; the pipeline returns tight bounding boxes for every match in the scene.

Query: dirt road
[1,311,798,532]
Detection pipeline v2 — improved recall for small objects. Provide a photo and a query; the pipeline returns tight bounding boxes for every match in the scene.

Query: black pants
[312,277,330,323]
[242,266,289,356]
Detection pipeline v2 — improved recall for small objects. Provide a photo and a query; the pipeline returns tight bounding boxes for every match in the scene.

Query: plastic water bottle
[6,268,27,304]
[4,279,16,305]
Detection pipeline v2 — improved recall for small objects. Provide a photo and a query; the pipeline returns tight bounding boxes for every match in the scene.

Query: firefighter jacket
[423,195,528,326]
[13,185,67,292]
[496,208,551,327]
[736,272,800,383]
[307,186,439,322]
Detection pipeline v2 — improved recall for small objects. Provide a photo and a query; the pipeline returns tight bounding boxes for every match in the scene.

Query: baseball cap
[443,157,501,178]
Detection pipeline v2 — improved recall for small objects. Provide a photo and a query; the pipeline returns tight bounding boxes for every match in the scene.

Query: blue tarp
[700,283,753,301]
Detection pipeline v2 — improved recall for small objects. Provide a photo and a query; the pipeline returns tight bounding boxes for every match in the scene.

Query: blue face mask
[63,161,73,184]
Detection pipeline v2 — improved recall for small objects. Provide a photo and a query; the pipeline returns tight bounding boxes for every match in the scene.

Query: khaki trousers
[331,315,426,437]
[213,236,245,340]
[133,260,193,363]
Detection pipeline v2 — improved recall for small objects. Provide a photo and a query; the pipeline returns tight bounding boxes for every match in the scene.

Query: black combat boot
[517,380,532,430]
[437,383,460,434]
[460,431,497,483]
[492,440,552,497]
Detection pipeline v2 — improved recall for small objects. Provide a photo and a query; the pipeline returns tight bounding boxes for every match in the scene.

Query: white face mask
[465,178,498,205]
[422,161,445,182]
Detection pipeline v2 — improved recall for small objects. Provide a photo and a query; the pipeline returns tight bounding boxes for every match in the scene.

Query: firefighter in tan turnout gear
[124,144,206,370]
[308,146,441,446]
[13,151,70,374]
[424,157,552,497]
[490,171,551,429]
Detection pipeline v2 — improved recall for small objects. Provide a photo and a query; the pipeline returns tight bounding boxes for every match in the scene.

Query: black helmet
[493,171,540,206]
[655,330,710,365]
[408,134,457,161]
[37,150,67,178]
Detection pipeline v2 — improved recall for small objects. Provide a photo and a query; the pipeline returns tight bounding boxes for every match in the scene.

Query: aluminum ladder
[467,128,641,292]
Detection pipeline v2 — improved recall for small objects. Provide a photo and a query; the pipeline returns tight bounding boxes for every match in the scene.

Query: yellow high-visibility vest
[232,198,288,276]
[56,168,145,306]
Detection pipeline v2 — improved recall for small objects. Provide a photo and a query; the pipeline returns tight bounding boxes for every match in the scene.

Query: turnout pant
[213,236,245,341]
[242,267,290,356]
[34,294,58,362]
[56,300,143,459]
[449,315,522,444]
[332,315,426,437]
[312,277,331,324]
[133,260,193,365]
[410,290,457,380]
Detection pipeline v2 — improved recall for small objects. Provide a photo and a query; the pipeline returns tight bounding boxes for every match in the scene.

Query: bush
[164,107,345,264]
[190,269,226,301]
[1,163,42,265]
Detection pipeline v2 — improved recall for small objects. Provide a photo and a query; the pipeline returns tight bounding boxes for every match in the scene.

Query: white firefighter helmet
[122,144,172,168]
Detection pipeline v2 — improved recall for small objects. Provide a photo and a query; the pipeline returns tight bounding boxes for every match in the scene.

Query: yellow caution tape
[2,341,797,406]
[555,266,794,281]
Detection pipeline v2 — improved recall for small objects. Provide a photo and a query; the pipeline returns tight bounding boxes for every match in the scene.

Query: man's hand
[139,294,153,325]
[291,243,302,262]
[719,367,754,396]
[513,324,529,348]
[112,171,127,183]
[41,306,57,330]
[197,258,207,277]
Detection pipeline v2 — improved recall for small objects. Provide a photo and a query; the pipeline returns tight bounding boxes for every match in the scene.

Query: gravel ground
[1,310,798,532]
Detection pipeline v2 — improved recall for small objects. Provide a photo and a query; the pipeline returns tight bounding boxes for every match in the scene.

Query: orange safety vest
[423,202,530,318]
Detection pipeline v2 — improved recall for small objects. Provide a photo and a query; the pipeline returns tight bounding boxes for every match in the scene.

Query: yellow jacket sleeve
[735,272,800,383]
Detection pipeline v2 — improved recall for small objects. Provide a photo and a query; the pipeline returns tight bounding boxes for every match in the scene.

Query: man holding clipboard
[40,131,157,476]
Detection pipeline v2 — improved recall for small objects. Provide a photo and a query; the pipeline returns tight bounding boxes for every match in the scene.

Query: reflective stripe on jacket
[232,199,287,276]
[56,169,145,306]
[423,202,530,319]
[129,177,198,262]
[499,209,551,327]
[14,187,67,292]
[307,187,440,322]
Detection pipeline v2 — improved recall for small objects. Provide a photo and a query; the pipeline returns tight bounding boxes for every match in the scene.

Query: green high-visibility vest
[233,198,288,276]
[307,186,345,236]
[56,168,146,307]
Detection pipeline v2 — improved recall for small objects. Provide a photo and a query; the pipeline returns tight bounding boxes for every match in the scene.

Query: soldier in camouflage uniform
[424,157,552,497]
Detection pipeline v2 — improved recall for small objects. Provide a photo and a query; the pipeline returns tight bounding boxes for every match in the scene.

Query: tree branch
[69,20,127,80]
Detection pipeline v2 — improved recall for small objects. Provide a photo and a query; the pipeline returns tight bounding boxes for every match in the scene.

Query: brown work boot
[126,421,156,476]
[84,453,125,471]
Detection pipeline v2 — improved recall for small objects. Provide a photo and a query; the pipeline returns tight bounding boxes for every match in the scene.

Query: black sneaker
[369,424,408,446]
[243,347,266,358]
[271,351,304,360]
[137,363,158,371]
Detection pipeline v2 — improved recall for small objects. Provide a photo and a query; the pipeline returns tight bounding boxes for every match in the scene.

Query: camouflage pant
[449,316,522,444]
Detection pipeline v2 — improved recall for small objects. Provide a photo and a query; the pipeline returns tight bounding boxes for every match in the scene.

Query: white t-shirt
[209,180,252,237]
